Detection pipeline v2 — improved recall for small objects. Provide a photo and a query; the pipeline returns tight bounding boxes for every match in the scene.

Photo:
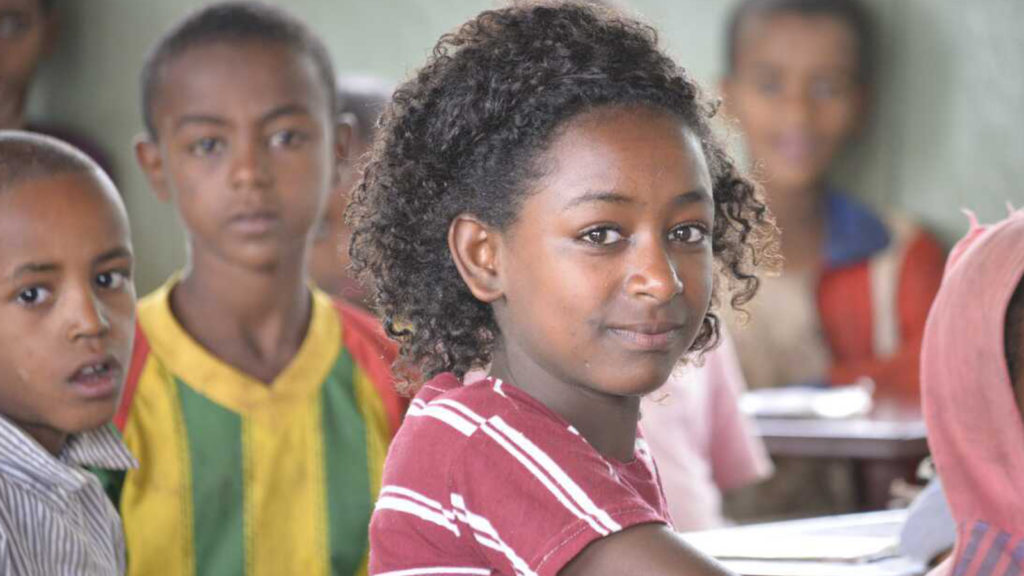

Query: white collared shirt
[0,415,136,575]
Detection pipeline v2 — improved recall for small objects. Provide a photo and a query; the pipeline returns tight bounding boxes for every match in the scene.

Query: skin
[309,123,365,305]
[722,13,864,271]
[0,0,54,129]
[450,106,727,575]
[0,171,134,455]
[135,40,345,383]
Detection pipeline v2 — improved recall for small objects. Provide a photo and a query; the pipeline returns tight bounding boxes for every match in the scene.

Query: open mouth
[68,357,122,400]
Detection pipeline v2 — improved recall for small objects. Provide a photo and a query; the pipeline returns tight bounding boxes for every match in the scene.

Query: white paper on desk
[716,556,926,576]
[681,533,898,563]
[739,381,874,419]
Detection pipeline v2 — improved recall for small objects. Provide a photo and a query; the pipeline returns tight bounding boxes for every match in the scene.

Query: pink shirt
[641,333,772,530]
[369,373,671,576]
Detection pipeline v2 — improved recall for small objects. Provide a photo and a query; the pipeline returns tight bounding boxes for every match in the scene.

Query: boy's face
[723,13,864,196]
[0,172,134,453]
[488,106,714,398]
[137,41,336,273]
[309,130,367,303]
[0,0,51,126]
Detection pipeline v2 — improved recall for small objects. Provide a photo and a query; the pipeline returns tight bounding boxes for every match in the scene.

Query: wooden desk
[754,417,929,510]
[682,509,927,576]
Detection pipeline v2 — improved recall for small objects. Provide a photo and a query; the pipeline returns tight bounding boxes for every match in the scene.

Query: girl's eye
[95,270,130,291]
[669,224,709,245]
[269,129,307,149]
[580,227,624,246]
[0,14,28,39]
[16,286,52,307]
[188,137,225,157]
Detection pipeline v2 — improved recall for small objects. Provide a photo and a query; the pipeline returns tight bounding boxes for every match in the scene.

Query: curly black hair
[349,1,777,391]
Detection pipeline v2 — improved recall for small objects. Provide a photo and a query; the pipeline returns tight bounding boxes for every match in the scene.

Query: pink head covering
[923,209,1024,575]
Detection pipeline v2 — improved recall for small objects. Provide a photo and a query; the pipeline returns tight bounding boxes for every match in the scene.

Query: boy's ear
[448,214,504,304]
[40,9,60,58]
[134,135,171,203]
[332,117,354,185]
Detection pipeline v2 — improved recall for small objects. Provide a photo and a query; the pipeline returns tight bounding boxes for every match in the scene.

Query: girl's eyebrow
[562,188,711,211]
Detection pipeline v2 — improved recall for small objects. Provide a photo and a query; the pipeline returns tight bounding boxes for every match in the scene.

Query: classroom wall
[28,0,1024,294]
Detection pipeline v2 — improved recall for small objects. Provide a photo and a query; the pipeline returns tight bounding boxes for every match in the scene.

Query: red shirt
[369,373,671,576]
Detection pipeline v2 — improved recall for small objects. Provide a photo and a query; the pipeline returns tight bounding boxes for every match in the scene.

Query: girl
[349,3,775,574]
[922,209,1024,575]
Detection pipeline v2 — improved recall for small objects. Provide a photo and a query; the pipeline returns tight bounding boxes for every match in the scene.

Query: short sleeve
[450,407,667,576]
[708,330,773,492]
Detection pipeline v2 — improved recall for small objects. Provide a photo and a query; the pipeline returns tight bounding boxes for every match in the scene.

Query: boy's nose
[626,239,684,302]
[66,290,111,342]
[230,139,272,190]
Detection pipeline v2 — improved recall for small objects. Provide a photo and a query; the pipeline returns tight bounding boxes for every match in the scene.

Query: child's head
[721,0,872,197]
[349,2,774,392]
[135,2,341,273]
[0,0,57,129]
[0,131,134,453]
[310,76,390,302]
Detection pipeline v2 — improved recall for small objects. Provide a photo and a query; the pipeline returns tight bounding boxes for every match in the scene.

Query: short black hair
[348,2,776,389]
[725,0,875,83]
[140,1,337,138]
[1007,274,1024,386]
[336,76,391,145]
[0,130,105,193]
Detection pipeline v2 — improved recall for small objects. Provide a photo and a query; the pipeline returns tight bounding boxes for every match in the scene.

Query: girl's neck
[170,250,312,383]
[767,183,828,273]
[488,341,640,463]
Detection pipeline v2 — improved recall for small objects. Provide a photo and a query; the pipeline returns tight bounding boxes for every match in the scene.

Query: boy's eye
[16,286,52,307]
[95,270,130,291]
[269,129,308,149]
[580,227,623,246]
[809,79,843,100]
[669,224,709,245]
[188,137,225,157]
[0,14,29,39]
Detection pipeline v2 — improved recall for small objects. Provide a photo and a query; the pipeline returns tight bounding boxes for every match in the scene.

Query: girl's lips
[607,325,686,351]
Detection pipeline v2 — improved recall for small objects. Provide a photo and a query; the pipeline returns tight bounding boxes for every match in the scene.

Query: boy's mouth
[67,356,123,400]
[228,211,280,235]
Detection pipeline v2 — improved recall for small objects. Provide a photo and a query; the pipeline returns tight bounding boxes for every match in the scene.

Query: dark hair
[348,1,776,390]
[0,131,105,192]
[336,76,392,145]
[1007,275,1024,386]
[725,0,875,83]
[140,1,337,138]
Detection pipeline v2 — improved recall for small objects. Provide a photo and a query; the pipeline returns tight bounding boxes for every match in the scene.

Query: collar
[823,190,891,268]
[0,416,136,493]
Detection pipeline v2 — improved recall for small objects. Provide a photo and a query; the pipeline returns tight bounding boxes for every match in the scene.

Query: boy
[920,210,1024,575]
[0,0,112,174]
[97,4,402,575]
[720,0,947,521]
[720,0,945,403]
[0,131,136,574]
[309,76,390,306]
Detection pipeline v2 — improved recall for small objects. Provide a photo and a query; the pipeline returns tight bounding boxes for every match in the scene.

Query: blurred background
[25,0,1024,293]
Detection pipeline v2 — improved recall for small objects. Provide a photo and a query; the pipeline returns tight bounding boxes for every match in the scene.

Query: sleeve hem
[533,507,668,576]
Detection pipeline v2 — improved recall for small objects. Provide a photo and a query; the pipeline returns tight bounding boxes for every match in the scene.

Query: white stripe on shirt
[0,416,135,575]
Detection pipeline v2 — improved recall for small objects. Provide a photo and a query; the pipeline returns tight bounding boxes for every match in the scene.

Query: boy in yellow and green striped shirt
[94,3,403,575]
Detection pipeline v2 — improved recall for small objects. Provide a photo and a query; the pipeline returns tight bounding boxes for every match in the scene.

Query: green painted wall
[27,0,1024,293]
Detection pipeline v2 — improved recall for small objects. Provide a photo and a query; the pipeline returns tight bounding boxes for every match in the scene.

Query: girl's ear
[448,214,504,303]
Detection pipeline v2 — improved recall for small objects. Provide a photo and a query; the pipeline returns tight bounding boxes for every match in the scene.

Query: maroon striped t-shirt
[369,372,671,576]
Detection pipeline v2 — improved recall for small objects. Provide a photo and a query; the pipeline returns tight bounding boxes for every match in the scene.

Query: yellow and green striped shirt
[97,279,403,576]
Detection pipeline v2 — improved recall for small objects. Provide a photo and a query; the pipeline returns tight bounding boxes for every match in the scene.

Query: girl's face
[485,106,714,399]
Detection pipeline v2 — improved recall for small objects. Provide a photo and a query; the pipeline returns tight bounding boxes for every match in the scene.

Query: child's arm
[561,524,733,576]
